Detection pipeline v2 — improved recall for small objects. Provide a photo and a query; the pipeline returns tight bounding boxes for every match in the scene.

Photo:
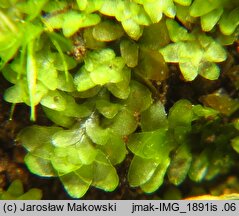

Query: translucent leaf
[168,100,193,129]
[96,100,121,119]
[167,144,192,185]
[99,135,127,165]
[43,107,75,128]
[120,40,139,68]
[25,153,56,177]
[62,11,101,37]
[4,82,26,104]
[121,19,143,40]
[201,8,223,31]
[60,170,91,198]
[189,0,223,17]
[17,125,61,151]
[104,108,138,136]
[93,20,124,41]
[128,156,160,187]
[141,101,168,132]
[53,53,77,71]
[86,117,111,145]
[74,67,96,92]
[189,150,209,182]
[179,62,199,81]
[52,128,85,147]
[124,81,152,112]
[75,139,97,165]
[141,157,170,193]
[31,143,55,160]
[51,152,81,175]
[36,51,58,90]
[198,62,220,80]
[40,90,66,111]
[127,128,169,159]
[92,152,119,191]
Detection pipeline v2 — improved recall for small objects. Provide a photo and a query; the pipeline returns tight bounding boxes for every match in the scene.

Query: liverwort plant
[0,0,239,199]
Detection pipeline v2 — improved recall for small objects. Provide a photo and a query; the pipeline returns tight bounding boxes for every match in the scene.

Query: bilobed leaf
[141,101,168,132]
[92,151,119,191]
[60,170,91,198]
[141,157,170,193]
[75,138,97,165]
[128,156,160,187]
[96,100,121,119]
[127,128,169,159]
[17,125,61,151]
[85,117,111,145]
[25,153,56,177]
[99,135,127,165]
[52,128,85,147]
[105,108,138,136]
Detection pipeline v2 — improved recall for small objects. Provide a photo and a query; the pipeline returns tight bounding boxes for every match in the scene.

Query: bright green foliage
[1,0,239,199]
[17,115,127,198]
[160,19,227,81]
[127,99,223,192]
[0,180,42,200]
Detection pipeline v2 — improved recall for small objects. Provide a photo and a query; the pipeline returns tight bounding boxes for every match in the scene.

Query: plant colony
[0,0,239,198]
